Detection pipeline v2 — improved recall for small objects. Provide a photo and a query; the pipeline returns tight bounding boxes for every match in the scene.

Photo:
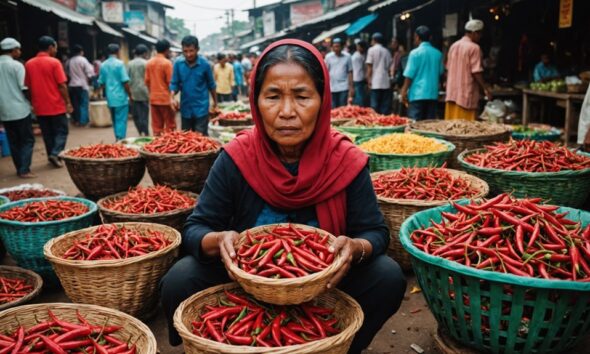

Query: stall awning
[240,30,287,50]
[369,0,400,12]
[95,21,123,38]
[345,13,378,36]
[19,0,94,25]
[121,28,158,44]
[289,2,361,29]
[313,23,350,44]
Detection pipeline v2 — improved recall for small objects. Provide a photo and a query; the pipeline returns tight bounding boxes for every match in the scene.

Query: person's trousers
[353,81,369,107]
[160,254,406,353]
[130,101,149,136]
[151,104,176,136]
[332,90,349,108]
[181,115,209,135]
[370,88,393,115]
[444,101,477,121]
[109,105,128,141]
[3,115,34,175]
[231,86,239,101]
[217,93,233,103]
[407,100,438,120]
[69,86,89,126]
[37,114,68,158]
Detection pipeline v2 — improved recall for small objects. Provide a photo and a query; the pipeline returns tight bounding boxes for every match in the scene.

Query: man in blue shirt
[533,53,560,82]
[232,54,244,100]
[400,26,443,120]
[98,43,132,140]
[170,35,217,135]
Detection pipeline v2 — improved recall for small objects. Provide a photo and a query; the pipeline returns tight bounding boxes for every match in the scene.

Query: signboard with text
[559,0,573,28]
[263,10,275,36]
[124,11,146,31]
[76,0,97,16]
[102,1,124,23]
[291,0,323,26]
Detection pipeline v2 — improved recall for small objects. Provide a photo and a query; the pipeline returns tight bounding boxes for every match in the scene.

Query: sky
[160,0,278,39]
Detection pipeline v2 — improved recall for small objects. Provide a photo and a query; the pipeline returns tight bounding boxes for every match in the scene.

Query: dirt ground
[0,118,588,354]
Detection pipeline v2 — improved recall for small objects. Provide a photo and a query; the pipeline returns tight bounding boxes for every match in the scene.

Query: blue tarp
[345,13,378,36]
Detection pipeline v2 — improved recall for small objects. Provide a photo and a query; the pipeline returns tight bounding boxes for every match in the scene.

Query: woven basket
[458,149,590,208]
[337,125,407,141]
[174,282,364,354]
[0,197,97,283]
[97,190,198,232]
[410,120,511,169]
[59,151,146,199]
[218,117,254,127]
[0,303,157,353]
[140,146,221,193]
[227,223,344,305]
[363,138,456,172]
[371,169,489,272]
[0,266,43,311]
[43,222,181,318]
[400,203,590,354]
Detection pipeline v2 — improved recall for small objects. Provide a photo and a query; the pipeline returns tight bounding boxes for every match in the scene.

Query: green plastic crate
[400,202,590,354]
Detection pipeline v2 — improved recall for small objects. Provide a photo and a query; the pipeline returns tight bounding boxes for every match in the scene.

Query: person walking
[67,44,94,127]
[241,53,253,96]
[146,39,175,136]
[351,40,368,107]
[232,54,244,100]
[0,38,35,178]
[127,44,150,136]
[400,26,443,120]
[325,38,353,108]
[170,35,217,135]
[214,53,234,103]
[25,35,72,168]
[445,19,492,121]
[98,43,132,141]
[366,33,393,114]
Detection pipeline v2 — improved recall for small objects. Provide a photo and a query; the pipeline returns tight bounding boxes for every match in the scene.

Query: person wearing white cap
[0,37,36,178]
[444,19,492,121]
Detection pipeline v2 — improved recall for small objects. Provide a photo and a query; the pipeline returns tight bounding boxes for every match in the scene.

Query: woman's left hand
[326,236,364,289]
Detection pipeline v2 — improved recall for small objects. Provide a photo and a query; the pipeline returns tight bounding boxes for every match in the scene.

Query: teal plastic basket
[0,197,97,283]
[400,202,590,354]
[511,129,562,142]
[0,195,8,206]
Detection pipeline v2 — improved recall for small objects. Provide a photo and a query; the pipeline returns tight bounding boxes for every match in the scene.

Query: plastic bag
[480,100,507,123]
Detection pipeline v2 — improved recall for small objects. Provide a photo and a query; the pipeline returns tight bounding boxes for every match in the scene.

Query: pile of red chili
[143,131,220,154]
[66,144,139,159]
[411,193,590,281]
[0,276,33,305]
[463,139,590,172]
[218,112,250,120]
[236,224,334,278]
[372,167,480,201]
[0,200,88,222]
[102,185,196,214]
[0,309,135,353]
[1,189,60,201]
[353,115,409,127]
[331,105,377,120]
[63,224,170,260]
[192,290,341,346]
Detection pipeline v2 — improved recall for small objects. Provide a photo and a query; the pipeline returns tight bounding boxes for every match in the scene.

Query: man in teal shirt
[533,54,560,82]
[400,26,443,120]
[98,43,132,140]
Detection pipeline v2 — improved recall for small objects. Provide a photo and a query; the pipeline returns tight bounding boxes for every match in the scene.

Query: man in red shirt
[25,36,72,168]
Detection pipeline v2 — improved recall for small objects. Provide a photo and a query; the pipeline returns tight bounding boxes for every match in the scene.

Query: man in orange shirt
[146,39,175,135]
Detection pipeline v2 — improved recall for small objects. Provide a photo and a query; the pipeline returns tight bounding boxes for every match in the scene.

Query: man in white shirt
[324,38,353,108]
[67,44,94,126]
[366,32,393,114]
[351,40,368,107]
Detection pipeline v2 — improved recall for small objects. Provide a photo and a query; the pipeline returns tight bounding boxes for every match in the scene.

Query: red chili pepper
[0,200,88,223]
[143,131,220,154]
[66,144,138,159]
[102,185,196,214]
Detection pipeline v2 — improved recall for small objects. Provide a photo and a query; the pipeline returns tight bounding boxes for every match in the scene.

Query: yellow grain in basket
[359,133,447,154]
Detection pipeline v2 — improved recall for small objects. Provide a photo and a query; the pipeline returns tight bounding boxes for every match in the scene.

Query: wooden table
[522,89,585,144]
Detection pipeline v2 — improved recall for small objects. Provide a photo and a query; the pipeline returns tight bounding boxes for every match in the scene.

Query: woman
[160,39,406,353]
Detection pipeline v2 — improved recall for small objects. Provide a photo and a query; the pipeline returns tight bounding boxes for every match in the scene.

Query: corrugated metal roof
[240,30,287,50]
[95,21,123,38]
[19,0,94,25]
[288,1,361,29]
[122,28,158,44]
[312,23,350,44]
[369,0,400,12]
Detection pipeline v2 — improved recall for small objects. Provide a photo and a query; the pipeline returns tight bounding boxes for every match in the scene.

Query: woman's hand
[202,231,240,279]
[326,236,369,289]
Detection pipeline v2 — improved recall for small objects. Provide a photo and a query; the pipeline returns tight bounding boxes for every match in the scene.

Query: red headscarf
[224,39,368,236]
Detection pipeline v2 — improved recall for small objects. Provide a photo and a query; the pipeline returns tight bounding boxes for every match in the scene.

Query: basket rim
[139,139,223,157]
[361,137,456,157]
[0,266,43,312]
[97,190,198,217]
[43,222,181,268]
[409,120,511,139]
[0,195,9,204]
[458,148,590,177]
[337,124,408,131]
[399,201,590,291]
[371,168,489,206]
[59,149,142,162]
[0,196,97,226]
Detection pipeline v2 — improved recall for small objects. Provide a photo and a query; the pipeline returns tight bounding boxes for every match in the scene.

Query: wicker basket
[410,120,511,169]
[0,197,97,283]
[227,223,344,305]
[371,169,489,272]
[218,117,254,127]
[140,146,221,193]
[43,222,181,318]
[0,303,157,353]
[97,190,198,232]
[0,266,43,311]
[458,149,590,208]
[59,150,146,199]
[363,138,456,172]
[400,203,590,354]
[174,282,364,354]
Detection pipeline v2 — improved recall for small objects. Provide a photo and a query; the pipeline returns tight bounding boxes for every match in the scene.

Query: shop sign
[291,0,323,26]
[559,0,573,28]
[53,0,76,10]
[263,10,275,36]
[124,11,146,31]
[77,0,97,16]
[58,21,68,48]
[102,1,124,23]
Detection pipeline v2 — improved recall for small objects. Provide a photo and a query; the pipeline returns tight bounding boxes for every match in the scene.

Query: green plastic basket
[362,138,455,172]
[0,196,8,206]
[458,149,590,208]
[0,197,97,283]
[400,202,590,354]
[337,125,407,141]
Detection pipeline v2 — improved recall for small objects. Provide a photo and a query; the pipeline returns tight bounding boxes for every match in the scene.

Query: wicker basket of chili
[0,197,97,284]
[0,266,43,311]
[337,116,411,141]
[371,168,489,272]
[97,185,198,232]
[140,131,222,193]
[60,144,146,199]
[43,222,180,319]
[0,303,157,353]
[174,282,364,354]
[400,197,590,354]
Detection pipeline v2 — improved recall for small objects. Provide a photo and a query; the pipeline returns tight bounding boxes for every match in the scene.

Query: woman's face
[257,62,322,152]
